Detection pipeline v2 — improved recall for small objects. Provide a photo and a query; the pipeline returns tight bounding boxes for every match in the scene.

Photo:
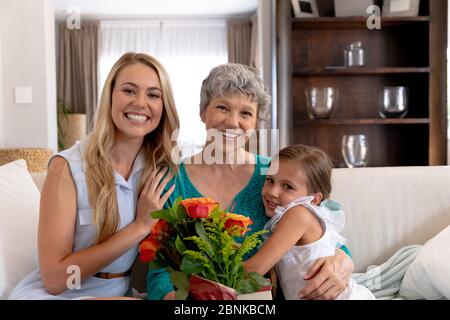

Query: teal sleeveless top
[165,154,271,237]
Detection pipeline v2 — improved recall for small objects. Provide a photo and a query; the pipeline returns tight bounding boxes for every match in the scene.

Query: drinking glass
[305,87,338,119]
[379,86,409,118]
[341,134,368,168]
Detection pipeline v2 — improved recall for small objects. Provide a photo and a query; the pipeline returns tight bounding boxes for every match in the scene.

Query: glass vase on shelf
[341,134,368,168]
[304,87,338,120]
[379,86,409,119]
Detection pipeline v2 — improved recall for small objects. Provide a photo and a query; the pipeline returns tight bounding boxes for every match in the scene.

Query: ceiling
[53,0,258,19]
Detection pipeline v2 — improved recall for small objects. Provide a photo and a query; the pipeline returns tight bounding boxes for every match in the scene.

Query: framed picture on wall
[382,0,420,17]
[291,0,319,18]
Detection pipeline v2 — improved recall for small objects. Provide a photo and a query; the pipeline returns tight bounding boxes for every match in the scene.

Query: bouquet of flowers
[139,197,271,300]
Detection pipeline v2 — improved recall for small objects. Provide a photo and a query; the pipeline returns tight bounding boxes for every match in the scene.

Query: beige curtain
[58,22,99,132]
[227,16,258,68]
[250,14,259,70]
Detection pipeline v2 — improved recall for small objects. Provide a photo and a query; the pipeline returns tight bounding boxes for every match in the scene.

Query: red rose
[152,219,169,236]
[180,198,219,219]
[139,246,157,262]
[223,213,253,235]
[139,237,160,262]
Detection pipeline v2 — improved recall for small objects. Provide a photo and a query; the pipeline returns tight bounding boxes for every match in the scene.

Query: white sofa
[1,160,450,299]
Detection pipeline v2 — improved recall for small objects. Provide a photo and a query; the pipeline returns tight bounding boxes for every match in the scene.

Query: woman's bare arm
[38,157,173,295]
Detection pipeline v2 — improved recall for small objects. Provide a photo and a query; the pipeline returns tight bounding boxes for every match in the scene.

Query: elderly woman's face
[111,63,164,141]
[200,94,258,142]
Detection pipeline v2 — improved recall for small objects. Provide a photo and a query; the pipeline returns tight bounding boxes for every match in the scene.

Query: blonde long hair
[85,52,179,244]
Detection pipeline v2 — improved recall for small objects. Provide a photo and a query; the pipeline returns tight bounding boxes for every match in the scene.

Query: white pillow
[0,159,40,299]
[399,225,450,300]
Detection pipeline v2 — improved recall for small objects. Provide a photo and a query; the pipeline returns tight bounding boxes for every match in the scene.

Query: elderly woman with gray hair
[146,63,354,300]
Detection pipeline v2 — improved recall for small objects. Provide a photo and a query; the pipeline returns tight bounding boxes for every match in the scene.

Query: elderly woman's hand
[163,291,176,300]
[298,249,354,300]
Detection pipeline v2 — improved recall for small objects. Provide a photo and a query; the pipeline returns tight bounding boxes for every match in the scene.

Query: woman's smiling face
[111,63,164,141]
[200,94,258,153]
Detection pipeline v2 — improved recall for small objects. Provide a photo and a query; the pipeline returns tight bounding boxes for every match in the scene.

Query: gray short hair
[199,63,271,122]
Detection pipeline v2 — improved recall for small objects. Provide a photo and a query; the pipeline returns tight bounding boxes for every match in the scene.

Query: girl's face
[200,94,258,154]
[262,158,318,218]
[111,63,164,142]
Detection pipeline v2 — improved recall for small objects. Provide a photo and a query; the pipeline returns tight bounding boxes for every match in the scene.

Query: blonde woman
[8,52,179,299]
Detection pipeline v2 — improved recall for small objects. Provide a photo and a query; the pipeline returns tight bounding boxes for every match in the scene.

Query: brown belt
[94,269,132,279]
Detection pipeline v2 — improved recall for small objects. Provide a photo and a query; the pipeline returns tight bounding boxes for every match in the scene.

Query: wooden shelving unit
[293,67,431,76]
[295,118,430,126]
[292,16,430,29]
[276,0,447,168]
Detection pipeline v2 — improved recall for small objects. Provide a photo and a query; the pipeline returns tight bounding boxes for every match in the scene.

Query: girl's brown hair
[277,144,333,200]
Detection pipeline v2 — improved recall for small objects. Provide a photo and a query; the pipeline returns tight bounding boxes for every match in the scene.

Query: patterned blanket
[353,245,422,300]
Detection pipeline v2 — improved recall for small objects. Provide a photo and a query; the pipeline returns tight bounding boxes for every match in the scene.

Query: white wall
[257,0,277,156]
[0,0,57,151]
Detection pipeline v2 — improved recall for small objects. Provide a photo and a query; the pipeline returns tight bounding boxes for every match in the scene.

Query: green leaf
[151,209,173,221]
[231,262,244,277]
[170,271,190,291]
[175,235,187,254]
[248,271,271,287]
[195,221,208,240]
[180,255,205,275]
[175,288,189,300]
[175,203,187,220]
[173,196,183,208]
[235,272,271,294]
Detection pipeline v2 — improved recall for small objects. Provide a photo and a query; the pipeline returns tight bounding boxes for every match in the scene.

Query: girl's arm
[38,157,173,295]
[244,206,320,275]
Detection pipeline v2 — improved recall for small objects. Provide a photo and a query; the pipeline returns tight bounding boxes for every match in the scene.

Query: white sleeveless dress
[7,139,142,299]
[264,196,375,300]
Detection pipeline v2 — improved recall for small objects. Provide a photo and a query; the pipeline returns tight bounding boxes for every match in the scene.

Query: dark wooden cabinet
[277,0,447,167]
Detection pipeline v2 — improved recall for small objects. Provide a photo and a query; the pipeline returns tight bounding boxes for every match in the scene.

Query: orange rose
[139,237,160,262]
[180,197,219,219]
[151,219,169,236]
[223,213,253,235]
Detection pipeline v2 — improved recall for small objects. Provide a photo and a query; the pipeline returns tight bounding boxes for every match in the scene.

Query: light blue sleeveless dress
[7,139,142,299]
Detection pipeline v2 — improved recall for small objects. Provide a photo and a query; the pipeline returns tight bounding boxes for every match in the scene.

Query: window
[99,20,228,158]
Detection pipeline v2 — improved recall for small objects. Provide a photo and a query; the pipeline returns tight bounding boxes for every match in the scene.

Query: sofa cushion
[331,166,450,272]
[399,225,450,299]
[31,172,47,192]
[0,159,40,299]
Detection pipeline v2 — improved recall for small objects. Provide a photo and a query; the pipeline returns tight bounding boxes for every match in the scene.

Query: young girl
[244,144,374,300]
